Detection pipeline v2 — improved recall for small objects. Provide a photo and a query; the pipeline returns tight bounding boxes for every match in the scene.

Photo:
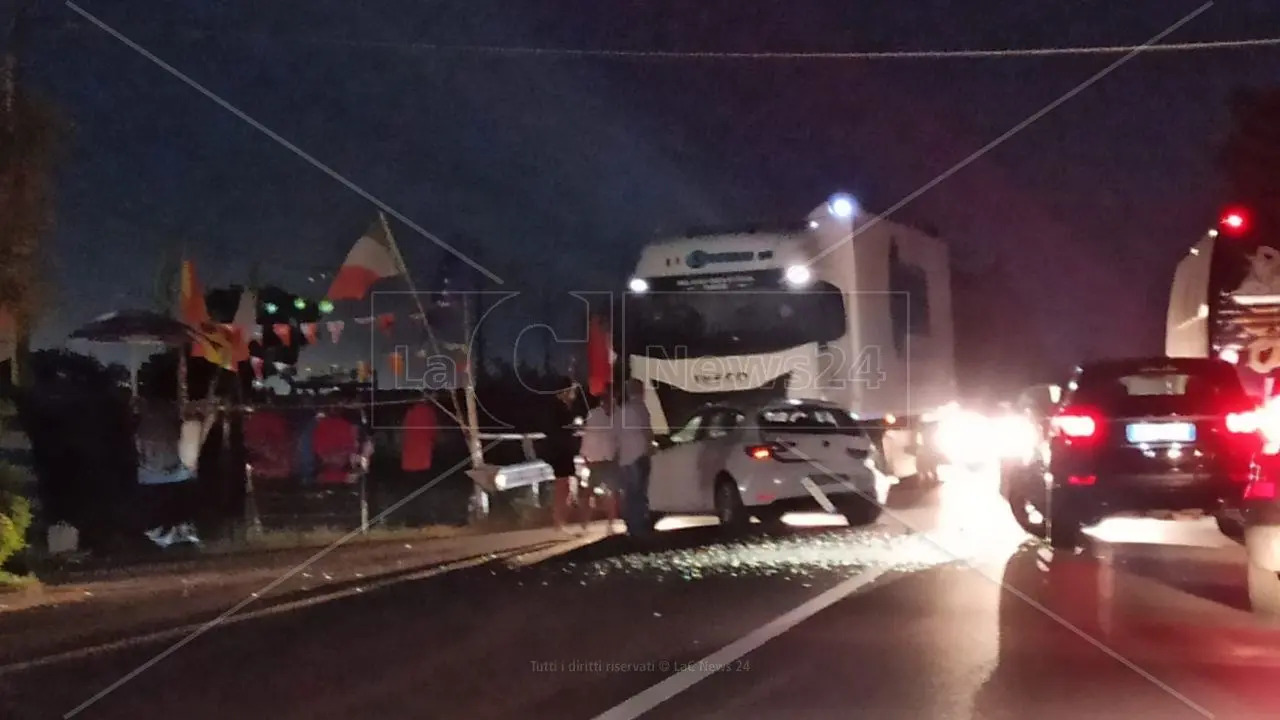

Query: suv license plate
[1126,422,1195,444]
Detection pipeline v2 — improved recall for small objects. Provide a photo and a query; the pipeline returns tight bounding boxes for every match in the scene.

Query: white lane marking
[591,566,891,720]
[0,541,570,676]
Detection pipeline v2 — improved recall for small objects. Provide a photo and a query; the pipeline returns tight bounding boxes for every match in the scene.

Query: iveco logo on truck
[693,371,749,385]
[686,249,757,270]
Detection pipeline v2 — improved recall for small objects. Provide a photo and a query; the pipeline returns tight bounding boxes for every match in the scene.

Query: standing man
[579,389,619,533]
[616,378,654,537]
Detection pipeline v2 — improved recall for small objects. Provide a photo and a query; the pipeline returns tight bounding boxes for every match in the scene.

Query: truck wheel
[715,477,749,531]
[839,496,883,527]
[1248,562,1280,616]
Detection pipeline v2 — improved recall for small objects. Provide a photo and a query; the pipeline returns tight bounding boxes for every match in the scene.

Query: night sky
[9,0,1280,373]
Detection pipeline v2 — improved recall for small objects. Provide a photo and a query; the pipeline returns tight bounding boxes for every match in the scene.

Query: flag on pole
[229,288,257,364]
[587,314,613,396]
[178,261,234,368]
[326,214,404,302]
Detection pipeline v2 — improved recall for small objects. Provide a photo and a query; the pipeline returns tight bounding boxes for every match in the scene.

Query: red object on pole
[587,315,612,396]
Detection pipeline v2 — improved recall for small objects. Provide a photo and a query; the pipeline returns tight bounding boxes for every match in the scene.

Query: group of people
[545,378,654,537]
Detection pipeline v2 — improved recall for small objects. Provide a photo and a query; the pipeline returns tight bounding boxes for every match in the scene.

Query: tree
[1220,86,1280,221]
[0,52,66,386]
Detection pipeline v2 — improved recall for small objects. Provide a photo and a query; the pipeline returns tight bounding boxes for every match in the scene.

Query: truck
[621,193,958,481]
[1168,206,1280,397]
[1168,205,1280,539]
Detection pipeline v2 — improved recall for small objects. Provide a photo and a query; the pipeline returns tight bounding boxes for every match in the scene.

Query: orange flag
[179,260,234,368]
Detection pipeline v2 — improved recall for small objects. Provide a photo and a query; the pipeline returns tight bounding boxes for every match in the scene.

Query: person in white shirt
[579,390,620,532]
[616,378,655,536]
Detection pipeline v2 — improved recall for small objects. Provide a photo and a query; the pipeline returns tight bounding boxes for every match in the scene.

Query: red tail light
[1052,409,1098,439]
[1220,207,1251,237]
[1246,481,1277,500]
[1226,410,1260,434]
[745,444,776,460]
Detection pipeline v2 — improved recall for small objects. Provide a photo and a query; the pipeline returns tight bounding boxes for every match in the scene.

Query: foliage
[0,461,33,568]
[0,86,68,385]
[27,348,128,390]
[1220,86,1280,217]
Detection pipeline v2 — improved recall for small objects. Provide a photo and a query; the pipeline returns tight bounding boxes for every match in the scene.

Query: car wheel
[1215,513,1245,545]
[1247,562,1280,616]
[1048,503,1082,550]
[715,477,749,531]
[839,495,883,527]
[1008,489,1048,539]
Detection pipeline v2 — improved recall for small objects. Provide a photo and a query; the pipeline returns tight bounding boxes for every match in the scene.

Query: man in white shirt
[579,391,619,532]
[616,378,655,536]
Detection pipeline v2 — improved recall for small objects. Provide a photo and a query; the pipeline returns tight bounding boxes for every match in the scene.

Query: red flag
[587,315,613,396]
[327,215,403,302]
[301,322,318,344]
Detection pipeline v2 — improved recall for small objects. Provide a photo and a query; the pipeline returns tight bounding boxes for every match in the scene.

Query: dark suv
[1004,357,1261,549]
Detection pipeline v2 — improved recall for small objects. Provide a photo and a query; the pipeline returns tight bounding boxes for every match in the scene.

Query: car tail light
[1226,410,1259,434]
[1068,475,1096,486]
[1051,409,1098,439]
[745,444,776,460]
[1246,481,1277,500]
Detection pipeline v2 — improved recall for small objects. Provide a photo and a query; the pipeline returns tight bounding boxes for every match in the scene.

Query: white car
[645,400,889,531]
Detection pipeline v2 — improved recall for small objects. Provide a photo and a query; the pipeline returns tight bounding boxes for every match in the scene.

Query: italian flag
[326,214,404,302]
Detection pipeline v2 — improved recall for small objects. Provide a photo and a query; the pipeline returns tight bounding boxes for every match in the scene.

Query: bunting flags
[327,214,404,302]
[327,320,344,343]
[376,313,395,337]
[300,322,318,345]
[273,323,292,346]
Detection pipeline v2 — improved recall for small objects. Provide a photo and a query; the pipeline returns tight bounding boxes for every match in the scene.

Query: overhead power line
[292,36,1280,60]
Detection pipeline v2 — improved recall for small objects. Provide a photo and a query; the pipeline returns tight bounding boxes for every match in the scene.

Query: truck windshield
[623,271,846,358]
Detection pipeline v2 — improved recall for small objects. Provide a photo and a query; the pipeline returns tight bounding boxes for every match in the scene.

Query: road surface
[2,469,1277,719]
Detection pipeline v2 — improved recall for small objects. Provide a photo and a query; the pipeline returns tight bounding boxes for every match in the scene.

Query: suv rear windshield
[1069,363,1248,415]
[757,405,860,434]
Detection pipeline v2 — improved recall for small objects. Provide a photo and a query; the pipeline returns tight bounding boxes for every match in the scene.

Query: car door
[683,409,746,511]
[648,413,710,513]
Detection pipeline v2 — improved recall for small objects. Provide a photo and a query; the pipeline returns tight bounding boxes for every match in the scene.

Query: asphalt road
[3,470,1278,719]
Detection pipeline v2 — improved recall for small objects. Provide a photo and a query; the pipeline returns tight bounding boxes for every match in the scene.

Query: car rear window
[757,405,859,434]
[1069,364,1247,415]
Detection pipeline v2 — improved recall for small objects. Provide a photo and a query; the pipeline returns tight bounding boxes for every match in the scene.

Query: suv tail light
[1051,408,1098,439]
[745,444,777,460]
[1226,410,1259,434]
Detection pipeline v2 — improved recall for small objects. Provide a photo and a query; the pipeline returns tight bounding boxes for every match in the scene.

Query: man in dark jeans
[616,379,654,536]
